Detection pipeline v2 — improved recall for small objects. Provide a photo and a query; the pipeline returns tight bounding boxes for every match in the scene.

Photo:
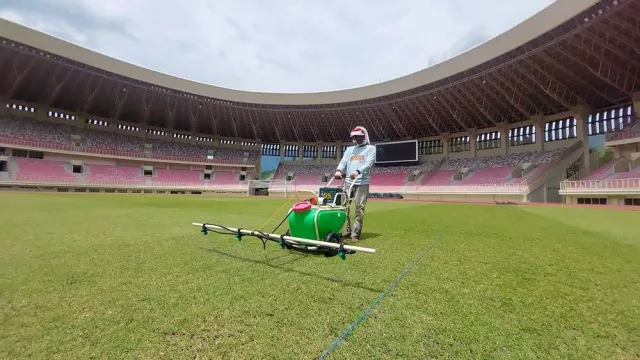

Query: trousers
[345,183,370,239]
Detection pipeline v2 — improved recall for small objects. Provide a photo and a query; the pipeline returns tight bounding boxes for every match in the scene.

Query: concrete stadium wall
[399,193,525,203]
[564,194,640,206]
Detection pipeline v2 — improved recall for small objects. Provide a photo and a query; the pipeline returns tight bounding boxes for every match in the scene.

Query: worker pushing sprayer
[334,126,376,242]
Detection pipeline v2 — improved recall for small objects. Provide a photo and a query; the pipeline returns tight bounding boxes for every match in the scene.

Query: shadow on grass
[359,232,381,240]
[200,246,382,294]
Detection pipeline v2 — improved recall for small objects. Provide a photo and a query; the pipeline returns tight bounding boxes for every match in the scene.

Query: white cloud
[1,0,555,93]
[0,8,88,45]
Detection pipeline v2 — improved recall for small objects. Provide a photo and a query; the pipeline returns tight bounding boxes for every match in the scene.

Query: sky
[0,0,556,94]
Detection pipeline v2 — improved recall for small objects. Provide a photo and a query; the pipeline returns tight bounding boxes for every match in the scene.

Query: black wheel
[324,232,341,244]
[283,229,293,249]
[322,232,342,257]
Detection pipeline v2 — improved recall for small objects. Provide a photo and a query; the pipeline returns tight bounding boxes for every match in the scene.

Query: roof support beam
[396,101,426,137]
[7,56,36,99]
[38,63,64,104]
[319,113,338,142]
[433,92,469,131]
[380,105,411,139]
[413,99,443,134]
[227,106,239,138]
[537,52,618,104]
[503,65,557,112]
[45,68,74,107]
[270,112,282,143]
[493,71,542,116]
[467,80,509,124]
[352,109,373,140]
[164,96,178,129]
[600,17,640,58]
[476,78,522,122]
[484,76,532,118]
[207,103,218,135]
[449,85,495,128]
[188,99,201,132]
[401,101,434,137]
[81,77,104,113]
[113,85,130,121]
[245,108,260,140]
[559,34,638,95]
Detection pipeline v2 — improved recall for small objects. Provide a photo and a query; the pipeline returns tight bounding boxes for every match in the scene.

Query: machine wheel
[325,232,341,244]
[283,229,294,249]
[322,232,342,257]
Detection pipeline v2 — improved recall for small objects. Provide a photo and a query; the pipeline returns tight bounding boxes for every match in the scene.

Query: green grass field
[1,193,639,359]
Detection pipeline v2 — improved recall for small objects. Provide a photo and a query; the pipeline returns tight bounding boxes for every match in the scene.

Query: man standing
[334,126,376,242]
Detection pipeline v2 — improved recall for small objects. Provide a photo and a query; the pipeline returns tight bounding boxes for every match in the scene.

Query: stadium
[1,0,639,359]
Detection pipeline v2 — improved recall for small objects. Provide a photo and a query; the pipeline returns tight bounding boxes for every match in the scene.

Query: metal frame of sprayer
[192,176,376,260]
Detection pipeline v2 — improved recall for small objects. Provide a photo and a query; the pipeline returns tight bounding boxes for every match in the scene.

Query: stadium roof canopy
[0,0,638,144]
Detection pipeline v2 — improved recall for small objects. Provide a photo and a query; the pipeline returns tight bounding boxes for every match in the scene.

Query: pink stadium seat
[420,171,456,186]
[84,164,145,185]
[14,157,76,183]
[610,167,640,180]
[584,159,618,180]
[460,167,513,185]
[210,171,239,185]
[154,168,203,182]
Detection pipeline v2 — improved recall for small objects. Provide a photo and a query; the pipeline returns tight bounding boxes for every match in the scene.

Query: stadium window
[7,103,35,113]
[87,118,109,127]
[449,136,470,153]
[577,197,608,205]
[118,124,139,132]
[544,118,576,142]
[476,131,500,150]
[47,110,75,120]
[509,125,535,147]
[419,140,443,155]
[261,143,280,157]
[303,145,318,159]
[588,105,630,136]
[283,144,299,158]
[341,145,348,156]
[322,145,337,159]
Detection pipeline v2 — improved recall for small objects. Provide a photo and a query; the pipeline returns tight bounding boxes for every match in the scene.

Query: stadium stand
[0,116,253,165]
[0,0,639,205]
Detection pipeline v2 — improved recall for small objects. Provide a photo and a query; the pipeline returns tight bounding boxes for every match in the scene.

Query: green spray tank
[287,202,347,242]
[287,177,355,242]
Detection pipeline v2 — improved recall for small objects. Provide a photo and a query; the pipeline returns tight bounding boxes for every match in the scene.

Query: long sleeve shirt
[336,144,376,185]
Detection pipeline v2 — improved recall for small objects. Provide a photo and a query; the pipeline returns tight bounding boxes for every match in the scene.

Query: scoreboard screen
[374,140,418,164]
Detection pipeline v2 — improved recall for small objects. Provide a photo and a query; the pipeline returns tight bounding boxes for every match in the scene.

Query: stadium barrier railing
[560,178,640,190]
